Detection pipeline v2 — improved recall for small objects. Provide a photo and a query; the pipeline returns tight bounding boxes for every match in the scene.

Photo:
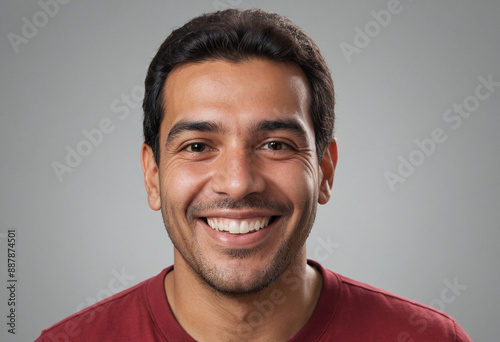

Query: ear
[141,143,161,211]
[318,139,338,205]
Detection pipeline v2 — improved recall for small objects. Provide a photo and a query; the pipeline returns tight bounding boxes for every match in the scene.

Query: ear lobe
[318,139,338,205]
[141,143,161,211]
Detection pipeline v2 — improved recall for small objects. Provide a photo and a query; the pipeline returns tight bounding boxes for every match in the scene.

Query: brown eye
[267,141,283,150]
[187,143,207,152]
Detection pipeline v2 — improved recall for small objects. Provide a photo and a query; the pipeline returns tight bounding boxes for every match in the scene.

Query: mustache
[187,197,292,218]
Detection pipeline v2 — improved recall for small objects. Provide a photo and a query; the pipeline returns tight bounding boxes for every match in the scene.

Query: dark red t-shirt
[36,260,471,341]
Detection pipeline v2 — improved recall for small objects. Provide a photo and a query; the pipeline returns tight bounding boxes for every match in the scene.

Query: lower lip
[200,218,280,248]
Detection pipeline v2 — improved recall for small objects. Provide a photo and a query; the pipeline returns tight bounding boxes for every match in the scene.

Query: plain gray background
[1,0,499,340]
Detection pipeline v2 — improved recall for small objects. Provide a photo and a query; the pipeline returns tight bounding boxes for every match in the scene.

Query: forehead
[161,58,312,130]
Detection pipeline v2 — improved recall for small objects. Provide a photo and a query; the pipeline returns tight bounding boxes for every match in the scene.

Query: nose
[210,148,266,200]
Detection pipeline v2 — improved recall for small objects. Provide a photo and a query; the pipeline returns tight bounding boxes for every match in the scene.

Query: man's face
[142,58,336,294]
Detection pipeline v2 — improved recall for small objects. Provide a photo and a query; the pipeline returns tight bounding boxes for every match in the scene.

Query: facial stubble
[161,196,317,295]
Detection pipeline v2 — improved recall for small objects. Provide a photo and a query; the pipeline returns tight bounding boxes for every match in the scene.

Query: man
[36,9,471,341]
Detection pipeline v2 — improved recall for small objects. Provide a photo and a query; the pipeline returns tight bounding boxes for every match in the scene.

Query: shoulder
[35,268,171,342]
[335,270,452,322]
[309,261,472,341]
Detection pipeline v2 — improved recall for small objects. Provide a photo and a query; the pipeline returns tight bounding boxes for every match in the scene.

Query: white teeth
[206,217,273,234]
[229,221,239,234]
[240,221,249,234]
[252,220,259,232]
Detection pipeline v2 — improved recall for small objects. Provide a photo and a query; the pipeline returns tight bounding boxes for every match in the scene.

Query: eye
[185,142,208,152]
[268,141,283,150]
[264,141,292,151]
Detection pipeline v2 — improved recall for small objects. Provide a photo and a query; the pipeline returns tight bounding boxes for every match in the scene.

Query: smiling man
[36,8,471,342]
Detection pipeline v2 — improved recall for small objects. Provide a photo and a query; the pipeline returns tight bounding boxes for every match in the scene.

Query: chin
[201,270,277,296]
[196,249,292,295]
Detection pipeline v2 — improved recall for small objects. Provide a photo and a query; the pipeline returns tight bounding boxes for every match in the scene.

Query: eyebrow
[256,119,308,140]
[166,120,222,145]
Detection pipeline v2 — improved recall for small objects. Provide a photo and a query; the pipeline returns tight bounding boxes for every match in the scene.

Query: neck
[165,249,322,342]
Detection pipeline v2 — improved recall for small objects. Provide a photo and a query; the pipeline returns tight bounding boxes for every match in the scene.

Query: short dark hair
[143,8,335,163]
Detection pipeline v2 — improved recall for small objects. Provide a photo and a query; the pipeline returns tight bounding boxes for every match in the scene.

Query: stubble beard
[161,196,317,295]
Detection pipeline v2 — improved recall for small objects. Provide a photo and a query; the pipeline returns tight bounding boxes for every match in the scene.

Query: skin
[141,58,337,341]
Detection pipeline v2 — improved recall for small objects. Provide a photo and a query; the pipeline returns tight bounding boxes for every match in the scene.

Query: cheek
[160,161,212,208]
[267,160,318,205]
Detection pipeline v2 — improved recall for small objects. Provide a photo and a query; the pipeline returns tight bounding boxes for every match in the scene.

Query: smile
[205,217,276,234]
